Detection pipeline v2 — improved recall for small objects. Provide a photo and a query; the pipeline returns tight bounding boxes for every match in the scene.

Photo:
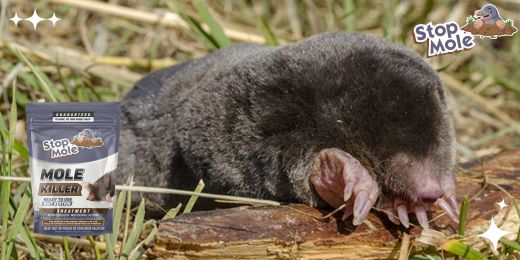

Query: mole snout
[417,186,444,204]
[412,165,444,203]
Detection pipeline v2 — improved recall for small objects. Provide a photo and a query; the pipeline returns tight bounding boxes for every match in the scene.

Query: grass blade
[87,236,101,260]
[500,237,520,251]
[192,0,231,48]
[104,234,116,260]
[129,221,158,260]
[20,224,41,259]
[513,198,520,243]
[162,203,182,220]
[1,79,17,259]
[12,138,28,161]
[343,0,355,31]
[5,192,31,258]
[258,17,279,45]
[63,237,70,260]
[181,12,220,49]
[120,200,146,259]
[7,45,68,102]
[441,240,487,260]
[112,190,127,246]
[183,180,205,214]
[458,196,469,237]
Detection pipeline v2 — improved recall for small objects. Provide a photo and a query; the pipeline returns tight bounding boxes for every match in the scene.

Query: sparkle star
[47,12,61,27]
[497,199,507,210]
[25,10,45,30]
[479,217,510,252]
[9,13,22,26]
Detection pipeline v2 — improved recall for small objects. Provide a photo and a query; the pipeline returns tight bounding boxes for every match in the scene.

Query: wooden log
[151,150,520,259]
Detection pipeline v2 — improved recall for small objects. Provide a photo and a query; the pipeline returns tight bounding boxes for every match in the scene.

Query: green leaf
[458,196,469,237]
[183,180,205,213]
[192,0,231,48]
[441,240,487,260]
[120,200,146,259]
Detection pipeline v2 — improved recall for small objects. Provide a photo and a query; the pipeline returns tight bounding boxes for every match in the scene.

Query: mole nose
[420,189,444,204]
[414,174,444,203]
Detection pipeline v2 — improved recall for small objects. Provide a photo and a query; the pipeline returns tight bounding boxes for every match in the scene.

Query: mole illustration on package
[27,102,120,236]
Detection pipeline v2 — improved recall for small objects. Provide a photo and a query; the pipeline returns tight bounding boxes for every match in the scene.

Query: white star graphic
[25,10,45,30]
[479,217,510,252]
[9,13,22,26]
[497,199,507,210]
[48,12,61,27]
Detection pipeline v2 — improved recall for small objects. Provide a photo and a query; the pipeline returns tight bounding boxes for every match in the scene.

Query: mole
[115,32,459,228]
[473,4,505,30]
[82,171,115,202]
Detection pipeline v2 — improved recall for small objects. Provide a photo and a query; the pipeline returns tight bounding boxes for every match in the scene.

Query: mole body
[116,33,459,228]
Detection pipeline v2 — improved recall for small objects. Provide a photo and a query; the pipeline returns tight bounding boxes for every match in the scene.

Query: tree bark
[150,150,520,259]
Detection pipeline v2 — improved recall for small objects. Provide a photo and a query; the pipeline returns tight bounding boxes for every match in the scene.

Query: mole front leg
[309,148,379,225]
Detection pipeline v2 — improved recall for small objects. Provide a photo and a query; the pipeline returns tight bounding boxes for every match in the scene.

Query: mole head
[476,4,501,21]
[346,44,457,206]
[78,129,95,139]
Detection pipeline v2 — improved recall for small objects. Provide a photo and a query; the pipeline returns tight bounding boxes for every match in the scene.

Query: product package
[26,102,120,236]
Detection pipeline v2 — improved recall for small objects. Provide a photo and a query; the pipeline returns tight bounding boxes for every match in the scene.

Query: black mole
[116,32,459,228]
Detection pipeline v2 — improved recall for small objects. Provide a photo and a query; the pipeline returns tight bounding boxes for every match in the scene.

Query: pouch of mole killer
[26,103,120,236]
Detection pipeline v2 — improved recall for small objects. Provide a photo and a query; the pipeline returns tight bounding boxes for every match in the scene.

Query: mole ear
[310,148,379,225]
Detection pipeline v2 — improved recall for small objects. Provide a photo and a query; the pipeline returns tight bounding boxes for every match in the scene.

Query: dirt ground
[461,22,518,37]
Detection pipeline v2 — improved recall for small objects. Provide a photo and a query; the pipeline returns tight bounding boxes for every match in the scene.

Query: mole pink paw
[496,20,506,29]
[310,148,379,226]
[474,20,484,29]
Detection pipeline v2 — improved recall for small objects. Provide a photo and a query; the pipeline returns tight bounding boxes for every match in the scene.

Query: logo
[42,129,104,159]
[9,10,61,30]
[414,4,516,57]
[461,4,517,38]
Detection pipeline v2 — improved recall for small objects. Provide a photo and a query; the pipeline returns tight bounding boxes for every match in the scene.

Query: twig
[116,185,280,206]
[398,232,411,260]
[0,176,280,206]
[47,0,266,43]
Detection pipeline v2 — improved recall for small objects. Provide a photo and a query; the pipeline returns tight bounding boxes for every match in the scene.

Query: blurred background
[0,0,518,258]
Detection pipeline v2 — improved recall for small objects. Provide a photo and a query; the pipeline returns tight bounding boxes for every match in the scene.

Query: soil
[71,136,104,148]
[461,23,517,37]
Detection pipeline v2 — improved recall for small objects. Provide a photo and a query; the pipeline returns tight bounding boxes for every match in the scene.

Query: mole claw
[354,203,372,226]
[344,181,355,201]
[415,205,429,229]
[386,211,400,225]
[397,204,410,228]
[448,196,459,211]
[341,207,353,221]
[437,198,459,223]
[353,191,369,217]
